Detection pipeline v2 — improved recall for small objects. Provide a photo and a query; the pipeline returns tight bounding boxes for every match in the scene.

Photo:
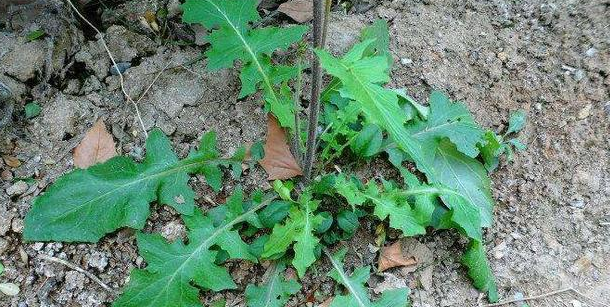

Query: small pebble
[6,181,28,196]
[497,52,508,62]
[573,69,586,81]
[535,103,542,111]
[11,218,23,233]
[1,170,13,181]
[604,102,610,117]
[87,251,108,271]
[585,47,597,57]
[400,58,413,65]
[570,200,585,208]
[571,299,583,307]
[577,104,592,120]
[109,62,131,75]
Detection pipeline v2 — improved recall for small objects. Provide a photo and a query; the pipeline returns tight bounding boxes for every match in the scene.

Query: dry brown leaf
[259,114,302,180]
[378,241,417,272]
[2,155,21,168]
[73,119,117,168]
[278,0,313,23]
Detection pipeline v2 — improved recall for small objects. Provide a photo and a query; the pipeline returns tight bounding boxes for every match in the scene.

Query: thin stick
[302,0,328,182]
[38,254,117,295]
[135,61,172,105]
[483,287,609,307]
[65,0,148,138]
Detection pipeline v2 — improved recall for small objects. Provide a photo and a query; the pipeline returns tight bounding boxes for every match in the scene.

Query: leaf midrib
[205,0,282,107]
[333,58,436,179]
[49,155,222,224]
[326,252,368,307]
[125,196,275,306]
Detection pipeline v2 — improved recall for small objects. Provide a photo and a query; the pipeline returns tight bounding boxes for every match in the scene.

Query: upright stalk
[302,0,330,182]
[291,50,305,164]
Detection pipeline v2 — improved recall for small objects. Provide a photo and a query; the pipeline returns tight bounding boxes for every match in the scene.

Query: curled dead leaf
[378,241,417,272]
[259,115,302,180]
[278,0,313,23]
[73,119,117,169]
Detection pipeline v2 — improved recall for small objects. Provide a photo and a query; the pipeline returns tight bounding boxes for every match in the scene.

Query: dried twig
[65,0,148,138]
[483,287,610,307]
[38,254,117,295]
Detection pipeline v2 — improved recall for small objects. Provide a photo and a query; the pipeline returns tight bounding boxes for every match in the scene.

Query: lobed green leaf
[245,263,301,307]
[24,130,228,243]
[326,248,410,307]
[182,0,307,128]
[114,192,275,307]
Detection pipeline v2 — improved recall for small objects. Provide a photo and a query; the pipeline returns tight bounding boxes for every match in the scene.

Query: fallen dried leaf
[259,115,302,180]
[278,0,313,23]
[378,241,417,272]
[2,156,21,168]
[73,119,117,169]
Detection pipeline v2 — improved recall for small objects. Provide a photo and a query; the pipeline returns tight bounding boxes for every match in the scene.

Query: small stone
[493,241,507,259]
[32,242,44,251]
[368,243,380,254]
[513,292,524,302]
[570,200,585,208]
[400,58,413,65]
[604,102,610,117]
[87,251,108,271]
[109,62,131,76]
[573,69,586,81]
[511,232,523,240]
[497,52,508,62]
[161,220,186,242]
[64,271,86,291]
[6,181,28,196]
[585,47,597,57]
[11,218,23,233]
[1,170,13,181]
[577,104,592,120]
[571,300,583,307]
[535,103,542,111]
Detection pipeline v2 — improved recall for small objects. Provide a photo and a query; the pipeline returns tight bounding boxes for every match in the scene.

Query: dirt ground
[0,0,609,306]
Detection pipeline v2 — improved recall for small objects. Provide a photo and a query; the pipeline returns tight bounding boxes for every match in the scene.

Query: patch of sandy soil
[0,0,608,306]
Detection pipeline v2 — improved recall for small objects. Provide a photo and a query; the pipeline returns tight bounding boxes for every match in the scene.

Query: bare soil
[0,0,608,306]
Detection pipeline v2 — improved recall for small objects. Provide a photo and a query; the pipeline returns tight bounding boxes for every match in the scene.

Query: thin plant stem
[302,0,330,182]
[291,53,305,164]
[321,0,332,45]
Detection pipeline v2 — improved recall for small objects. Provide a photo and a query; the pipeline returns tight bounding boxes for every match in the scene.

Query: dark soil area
[1,0,608,306]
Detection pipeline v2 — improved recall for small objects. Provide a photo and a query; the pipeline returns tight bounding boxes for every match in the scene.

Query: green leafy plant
[245,263,301,307]
[24,1,528,306]
[325,248,410,307]
[182,0,307,129]
[24,130,243,242]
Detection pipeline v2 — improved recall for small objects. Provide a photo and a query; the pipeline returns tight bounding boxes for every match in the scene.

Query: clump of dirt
[1,0,608,306]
